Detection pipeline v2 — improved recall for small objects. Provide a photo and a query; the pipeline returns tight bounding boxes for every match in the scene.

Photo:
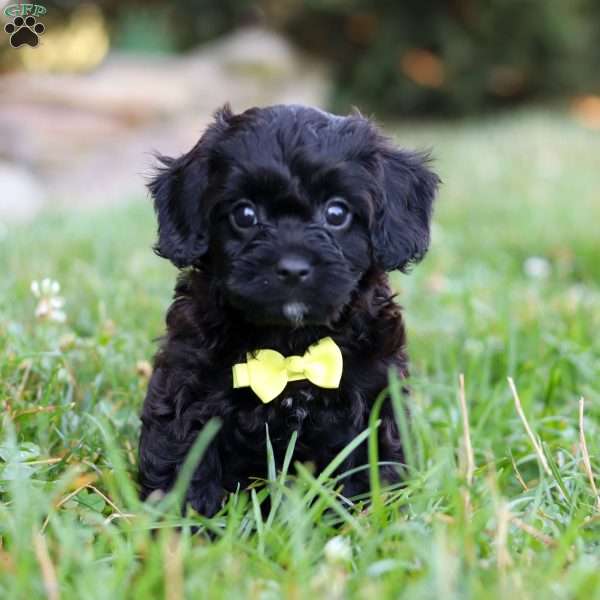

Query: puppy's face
[207,135,374,326]
[149,105,439,327]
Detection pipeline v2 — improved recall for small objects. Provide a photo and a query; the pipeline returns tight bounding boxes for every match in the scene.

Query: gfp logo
[3,3,46,48]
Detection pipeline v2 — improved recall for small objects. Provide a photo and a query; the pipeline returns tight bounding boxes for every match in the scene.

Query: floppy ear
[372,146,440,272]
[148,105,232,268]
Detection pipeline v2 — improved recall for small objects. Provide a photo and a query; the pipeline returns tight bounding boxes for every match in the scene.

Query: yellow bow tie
[232,337,343,403]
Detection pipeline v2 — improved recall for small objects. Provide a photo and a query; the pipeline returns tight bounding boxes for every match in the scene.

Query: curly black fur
[138,104,439,516]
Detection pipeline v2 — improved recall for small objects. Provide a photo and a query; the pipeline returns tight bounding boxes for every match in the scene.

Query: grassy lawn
[1,107,600,599]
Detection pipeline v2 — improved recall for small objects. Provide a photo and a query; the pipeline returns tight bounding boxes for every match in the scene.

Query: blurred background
[1,0,599,221]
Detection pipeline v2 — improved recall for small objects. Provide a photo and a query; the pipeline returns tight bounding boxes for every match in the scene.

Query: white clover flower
[324,536,352,565]
[31,278,66,323]
[523,256,551,280]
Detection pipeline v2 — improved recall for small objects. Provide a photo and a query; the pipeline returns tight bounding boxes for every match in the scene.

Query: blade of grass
[265,423,276,482]
[32,529,59,600]
[87,414,141,510]
[295,462,365,535]
[389,369,415,475]
[251,488,265,556]
[579,397,600,510]
[301,424,376,507]
[542,441,572,507]
[266,431,298,528]
[507,377,551,477]
[458,373,475,486]
[368,391,385,522]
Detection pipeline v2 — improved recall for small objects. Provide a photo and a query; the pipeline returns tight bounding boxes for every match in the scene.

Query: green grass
[2,107,600,599]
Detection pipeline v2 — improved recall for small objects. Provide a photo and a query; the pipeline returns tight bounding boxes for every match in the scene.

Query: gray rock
[0,162,46,222]
[0,26,329,219]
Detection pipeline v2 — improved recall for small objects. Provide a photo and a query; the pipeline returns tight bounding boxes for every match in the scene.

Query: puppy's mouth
[225,288,343,327]
[282,301,308,327]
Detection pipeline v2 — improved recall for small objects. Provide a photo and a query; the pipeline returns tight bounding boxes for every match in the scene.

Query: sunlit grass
[1,108,600,598]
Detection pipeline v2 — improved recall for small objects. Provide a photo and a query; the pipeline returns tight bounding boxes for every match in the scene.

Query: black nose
[276,255,312,284]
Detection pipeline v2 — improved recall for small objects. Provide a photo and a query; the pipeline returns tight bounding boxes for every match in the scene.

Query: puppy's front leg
[138,367,226,516]
[185,440,225,517]
[139,419,225,517]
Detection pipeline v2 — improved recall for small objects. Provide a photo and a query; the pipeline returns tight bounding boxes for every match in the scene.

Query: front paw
[186,484,224,517]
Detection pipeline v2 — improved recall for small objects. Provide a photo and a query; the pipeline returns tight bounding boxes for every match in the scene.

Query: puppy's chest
[277,386,317,423]
[232,381,342,436]
[262,382,336,420]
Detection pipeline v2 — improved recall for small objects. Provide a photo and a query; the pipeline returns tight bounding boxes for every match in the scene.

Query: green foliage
[278,0,600,115]
[107,0,255,53]
[1,109,600,598]
[103,0,600,114]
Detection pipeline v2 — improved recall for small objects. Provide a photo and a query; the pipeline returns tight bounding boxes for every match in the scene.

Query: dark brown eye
[231,202,258,229]
[324,199,351,228]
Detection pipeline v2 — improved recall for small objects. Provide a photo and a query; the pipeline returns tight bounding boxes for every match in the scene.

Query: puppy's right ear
[148,105,232,268]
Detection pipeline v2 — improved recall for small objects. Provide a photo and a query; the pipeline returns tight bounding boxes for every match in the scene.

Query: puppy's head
[149,104,439,326]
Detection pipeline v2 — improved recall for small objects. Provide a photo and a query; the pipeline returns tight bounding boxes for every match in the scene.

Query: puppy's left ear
[372,146,440,272]
[148,105,232,268]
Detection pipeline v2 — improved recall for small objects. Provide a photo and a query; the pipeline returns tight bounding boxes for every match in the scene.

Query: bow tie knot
[286,355,305,375]
[232,337,343,403]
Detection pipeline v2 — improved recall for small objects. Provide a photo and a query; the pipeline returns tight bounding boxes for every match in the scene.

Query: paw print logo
[4,15,45,48]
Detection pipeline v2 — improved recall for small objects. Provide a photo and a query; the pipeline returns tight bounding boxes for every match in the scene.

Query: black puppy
[138,104,439,516]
